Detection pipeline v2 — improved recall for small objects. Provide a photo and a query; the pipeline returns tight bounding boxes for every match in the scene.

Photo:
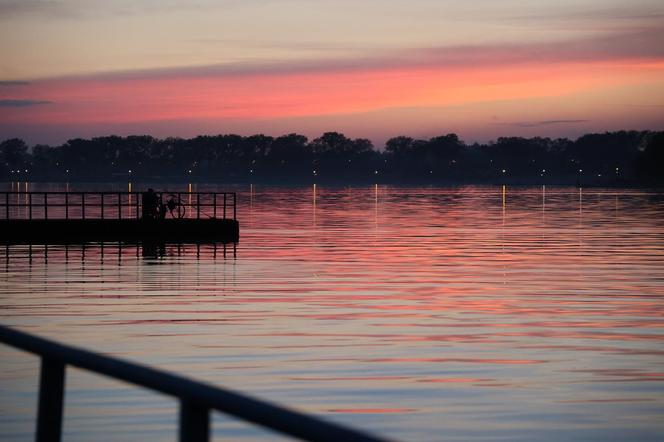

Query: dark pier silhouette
[0,190,239,244]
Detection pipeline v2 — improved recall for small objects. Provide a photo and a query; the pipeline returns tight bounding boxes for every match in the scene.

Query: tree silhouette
[637,133,664,183]
[1,130,660,184]
[0,138,29,172]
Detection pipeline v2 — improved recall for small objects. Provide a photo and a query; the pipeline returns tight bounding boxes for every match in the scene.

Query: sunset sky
[1,0,663,146]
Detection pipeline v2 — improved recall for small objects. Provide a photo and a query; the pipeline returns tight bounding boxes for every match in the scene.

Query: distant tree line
[1,130,662,184]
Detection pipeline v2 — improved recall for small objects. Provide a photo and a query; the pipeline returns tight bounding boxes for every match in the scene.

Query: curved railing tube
[0,325,392,442]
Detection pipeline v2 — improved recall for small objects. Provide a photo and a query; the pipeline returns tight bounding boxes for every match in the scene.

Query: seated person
[141,188,159,220]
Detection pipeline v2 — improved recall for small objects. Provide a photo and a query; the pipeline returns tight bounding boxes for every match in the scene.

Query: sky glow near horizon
[1,0,663,145]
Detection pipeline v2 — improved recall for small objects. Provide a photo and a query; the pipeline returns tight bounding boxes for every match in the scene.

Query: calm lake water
[1,184,664,441]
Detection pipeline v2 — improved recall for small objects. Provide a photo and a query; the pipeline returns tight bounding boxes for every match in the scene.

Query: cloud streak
[0,0,72,17]
[0,0,246,18]
[0,80,30,86]
[41,25,663,84]
[507,120,590,128]
[0,99,51,107]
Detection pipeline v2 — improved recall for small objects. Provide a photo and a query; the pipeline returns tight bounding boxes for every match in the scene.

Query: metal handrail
[1,191,237,221]
[0,324,391,442]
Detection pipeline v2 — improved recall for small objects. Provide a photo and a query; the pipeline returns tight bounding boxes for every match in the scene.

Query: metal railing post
[0,325,390,442]
[118,193,121,219]
[136,194,139,219]
[101,193,104,220]
[36,357,65,442]
[179,400,209,442]
[233,193,236,220]
[81,193,85,220]
[223,193,226,219]
[44,193,48,219]
[29,193,33,220]
[213,194,217,218]
[197,194,200,219]
[65,193,69,220]
[5,192,9,219]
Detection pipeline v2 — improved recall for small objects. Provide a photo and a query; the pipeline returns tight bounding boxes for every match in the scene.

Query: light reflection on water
[1,184,664,441]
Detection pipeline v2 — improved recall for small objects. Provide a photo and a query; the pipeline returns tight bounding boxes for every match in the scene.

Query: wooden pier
[0,191,239,243]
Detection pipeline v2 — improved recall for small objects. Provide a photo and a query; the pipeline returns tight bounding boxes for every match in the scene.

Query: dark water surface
[1,184,664,441]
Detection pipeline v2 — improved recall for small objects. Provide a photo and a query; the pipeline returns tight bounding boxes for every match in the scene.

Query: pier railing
[0,324,391,442]
[1,191,237,221]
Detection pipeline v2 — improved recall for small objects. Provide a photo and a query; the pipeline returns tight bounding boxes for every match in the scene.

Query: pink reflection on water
[556,398,656,403]
[291,357,549,364]
[567,369,664,382]
[327,408,418,414]
[417,378,491,383]
[289,376,411,381]
[1,184,664,441]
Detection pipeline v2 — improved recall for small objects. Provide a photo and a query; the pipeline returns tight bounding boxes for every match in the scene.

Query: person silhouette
[141,188,159,220]
[166,194,177,216]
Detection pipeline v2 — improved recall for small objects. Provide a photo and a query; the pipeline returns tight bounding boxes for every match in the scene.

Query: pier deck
[0,191,239,243]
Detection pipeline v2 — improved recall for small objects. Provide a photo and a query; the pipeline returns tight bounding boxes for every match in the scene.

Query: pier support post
[179,400,209,442]
[36,357,65,442]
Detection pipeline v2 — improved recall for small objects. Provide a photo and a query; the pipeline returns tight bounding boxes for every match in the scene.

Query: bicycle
[163,193,186,219]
